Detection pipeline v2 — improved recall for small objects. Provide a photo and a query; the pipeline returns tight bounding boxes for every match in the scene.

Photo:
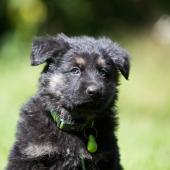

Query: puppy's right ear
[31,34,69,66]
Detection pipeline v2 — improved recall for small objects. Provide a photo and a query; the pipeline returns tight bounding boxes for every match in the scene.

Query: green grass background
[0,33,170,170]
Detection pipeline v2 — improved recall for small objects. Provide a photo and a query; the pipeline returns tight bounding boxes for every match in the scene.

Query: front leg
[6,143,60,170]
[95,153,123,170]
[6,159,46,170]
[94,133,123,170]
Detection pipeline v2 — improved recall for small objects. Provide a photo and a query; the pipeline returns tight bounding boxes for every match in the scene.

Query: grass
[0,32,170,170]
[0,59,42,169]
[118,33,170,170]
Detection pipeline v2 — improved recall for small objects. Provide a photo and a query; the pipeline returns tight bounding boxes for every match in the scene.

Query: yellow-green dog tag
[87,134,98,153]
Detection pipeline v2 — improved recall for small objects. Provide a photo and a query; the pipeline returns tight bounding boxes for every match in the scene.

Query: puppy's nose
[86,85,101,97]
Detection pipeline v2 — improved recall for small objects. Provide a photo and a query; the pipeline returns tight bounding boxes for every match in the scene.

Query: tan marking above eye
[97,57,106,67]
[75,57,86,66]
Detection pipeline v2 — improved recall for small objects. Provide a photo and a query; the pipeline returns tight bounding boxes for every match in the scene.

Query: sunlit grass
[0,63,42,169]
[118,34,170,170]
[0,33,170,170]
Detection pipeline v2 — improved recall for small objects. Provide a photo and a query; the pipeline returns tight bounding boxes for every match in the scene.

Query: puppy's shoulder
[21,96,42,114]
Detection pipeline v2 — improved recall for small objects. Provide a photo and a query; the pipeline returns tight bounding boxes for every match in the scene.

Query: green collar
[50,111,92,132]
[50,111,98,154]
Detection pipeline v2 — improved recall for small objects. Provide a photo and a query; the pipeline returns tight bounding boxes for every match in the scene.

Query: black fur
[6,33,130,170]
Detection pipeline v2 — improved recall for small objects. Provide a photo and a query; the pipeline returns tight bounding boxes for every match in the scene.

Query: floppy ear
[31,34,69,66]
[99,38,130,80]
[111,43,130,80]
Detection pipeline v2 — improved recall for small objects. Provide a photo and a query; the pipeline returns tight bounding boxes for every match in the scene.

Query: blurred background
[0,0,170,169]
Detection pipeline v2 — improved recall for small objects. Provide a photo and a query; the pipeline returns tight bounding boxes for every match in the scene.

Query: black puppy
[6,33,130,170]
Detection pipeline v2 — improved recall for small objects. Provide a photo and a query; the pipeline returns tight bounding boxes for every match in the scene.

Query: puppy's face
[46,53,118,112]
[31,34,130,115]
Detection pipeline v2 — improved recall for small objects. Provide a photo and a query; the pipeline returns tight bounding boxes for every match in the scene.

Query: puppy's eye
[99,69,109,78]
[70,67,81,74]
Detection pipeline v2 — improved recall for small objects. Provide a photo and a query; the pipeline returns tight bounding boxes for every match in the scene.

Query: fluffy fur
[6,33,130,170]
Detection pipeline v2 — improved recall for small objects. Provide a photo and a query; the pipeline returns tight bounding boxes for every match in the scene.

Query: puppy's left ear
[111,43,130,80]
[31,34,69,66]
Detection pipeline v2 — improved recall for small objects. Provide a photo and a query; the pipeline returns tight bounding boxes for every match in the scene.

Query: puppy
[6,33,130,170]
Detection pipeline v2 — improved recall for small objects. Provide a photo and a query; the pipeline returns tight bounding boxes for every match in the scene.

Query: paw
[79,148,92,160]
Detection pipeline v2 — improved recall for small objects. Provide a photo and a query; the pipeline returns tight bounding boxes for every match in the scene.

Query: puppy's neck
[48,107,94,132]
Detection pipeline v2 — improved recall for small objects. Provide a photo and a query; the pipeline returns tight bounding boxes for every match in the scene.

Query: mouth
[73,99,105,112]
[62,95,108,115]
[77,101,100,108]
[61,99,107,122]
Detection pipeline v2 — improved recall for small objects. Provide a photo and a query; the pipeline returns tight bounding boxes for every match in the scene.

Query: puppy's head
[31,33,130,116]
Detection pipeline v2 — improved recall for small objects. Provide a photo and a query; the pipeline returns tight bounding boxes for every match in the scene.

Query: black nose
[86,85,101,97]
